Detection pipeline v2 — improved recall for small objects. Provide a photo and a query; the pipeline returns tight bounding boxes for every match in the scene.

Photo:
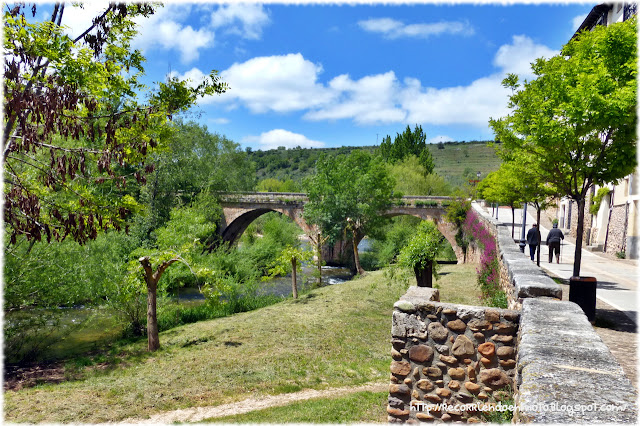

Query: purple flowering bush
[462,209,507,308]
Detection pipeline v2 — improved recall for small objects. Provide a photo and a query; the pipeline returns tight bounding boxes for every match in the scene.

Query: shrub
[462,209,507,307]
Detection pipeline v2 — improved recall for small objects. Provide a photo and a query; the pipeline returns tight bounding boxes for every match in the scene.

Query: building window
[624,3,637,21]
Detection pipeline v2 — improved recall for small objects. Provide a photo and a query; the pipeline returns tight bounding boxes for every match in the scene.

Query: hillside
[247,141,501,191]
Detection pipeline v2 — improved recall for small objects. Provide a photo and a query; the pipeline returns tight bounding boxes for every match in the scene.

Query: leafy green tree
[396,221,445,288]
[303,150,398,275]
[445,195,472,262]
[136,121,253,241]
[477,166,525,238]
[264,245,313,299]
[3,3,227,245]
[490,18,637,276]
[256,178,300,193]
[387,155,451,196]
[378,125,434,174]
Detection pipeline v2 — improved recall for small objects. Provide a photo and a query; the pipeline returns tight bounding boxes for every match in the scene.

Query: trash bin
[569,276,597,321]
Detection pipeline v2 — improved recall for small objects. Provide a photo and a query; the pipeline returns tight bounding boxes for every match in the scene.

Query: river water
[5,239,370,364]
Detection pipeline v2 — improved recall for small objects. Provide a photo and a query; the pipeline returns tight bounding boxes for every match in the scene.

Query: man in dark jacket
[526,224,539,261]
[546,223,564,263]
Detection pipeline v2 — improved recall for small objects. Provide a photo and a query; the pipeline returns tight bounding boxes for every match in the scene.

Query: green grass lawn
[4,264,481,423]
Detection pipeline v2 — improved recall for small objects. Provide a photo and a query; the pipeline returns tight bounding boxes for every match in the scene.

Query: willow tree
[490,18,637,277]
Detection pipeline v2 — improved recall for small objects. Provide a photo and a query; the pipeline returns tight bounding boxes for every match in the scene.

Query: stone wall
[471,203,562,310]
[606,204,628,255]
[388,203,638,423]
[387,287,520,423]
[516,298,637,423]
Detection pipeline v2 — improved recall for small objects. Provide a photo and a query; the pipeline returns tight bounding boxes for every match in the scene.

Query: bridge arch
[220,206,312,245]
[382,211,465,264]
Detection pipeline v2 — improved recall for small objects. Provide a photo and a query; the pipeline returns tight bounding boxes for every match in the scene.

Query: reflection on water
[173,263,354,301]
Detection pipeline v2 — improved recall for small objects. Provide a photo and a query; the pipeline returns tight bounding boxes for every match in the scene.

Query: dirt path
[121,382,388,423]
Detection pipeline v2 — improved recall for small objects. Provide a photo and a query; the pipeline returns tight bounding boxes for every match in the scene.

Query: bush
[463,209,507,308]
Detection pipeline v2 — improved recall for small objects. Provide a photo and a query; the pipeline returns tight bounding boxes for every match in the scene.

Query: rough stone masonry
[387,287,519,423]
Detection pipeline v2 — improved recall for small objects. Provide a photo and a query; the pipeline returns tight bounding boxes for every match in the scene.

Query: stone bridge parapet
[216,192,463,264]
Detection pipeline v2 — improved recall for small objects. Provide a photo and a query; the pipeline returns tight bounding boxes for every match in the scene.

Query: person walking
[526,224,539,261]
[546,222,564,263]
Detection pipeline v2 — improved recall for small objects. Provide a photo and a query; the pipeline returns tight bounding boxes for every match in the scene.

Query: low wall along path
[387,202,637,423]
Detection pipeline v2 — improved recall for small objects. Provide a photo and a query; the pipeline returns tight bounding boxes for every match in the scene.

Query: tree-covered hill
[247,140,501,191]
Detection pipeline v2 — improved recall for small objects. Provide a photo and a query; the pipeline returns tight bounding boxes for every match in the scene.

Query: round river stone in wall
[496,346,514,358]
[428,321,448,341]
[451,335,475,357]
[424,366,443,378]
[446,319,467,333]
[484,309,500,323]
[479,368,511,387]
[448,367,465,380]
[408,345,434,363]
[417,379,435,392]
[477,342,495,357]
[390,361,412,376]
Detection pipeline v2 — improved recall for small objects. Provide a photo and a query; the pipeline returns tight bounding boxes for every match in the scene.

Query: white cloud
[493,35,558,80]
[358,18,474,39]
[216,54,335,112]
[183,34,557,130]
[209,118,230,125]
[210,3,270,40]
[572,13,588,31]
[133,5,213,64]
[243,129,325,150]
[399,75,510,127]
[304,72,406,125]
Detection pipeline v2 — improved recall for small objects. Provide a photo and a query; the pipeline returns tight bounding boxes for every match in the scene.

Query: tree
[387,155,451,196]
[3,3,227,245]
[490,18,637,277]
[265,245,313,299]
[136,121,253,241]
[303,150,398,275]
[379,124,434,174]
[396,220,445,288]
[477,166,525,239]
[444,195,471,263]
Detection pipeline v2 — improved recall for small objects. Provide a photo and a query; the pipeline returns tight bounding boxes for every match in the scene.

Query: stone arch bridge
[217,192,464,264]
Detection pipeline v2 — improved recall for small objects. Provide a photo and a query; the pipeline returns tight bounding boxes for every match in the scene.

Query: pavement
[483,204,638,325]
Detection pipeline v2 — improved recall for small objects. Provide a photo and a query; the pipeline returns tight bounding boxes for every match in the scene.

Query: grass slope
[4,265,481,423]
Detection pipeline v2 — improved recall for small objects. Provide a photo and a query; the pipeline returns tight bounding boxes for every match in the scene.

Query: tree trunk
[353,236,365,276]
[414,262,433,288]
[536,207,542,267]
[291,257,298,299]
[147,282,160,351]
[573,197,586,277]
[511,206,515,238]
[139,256,181,352]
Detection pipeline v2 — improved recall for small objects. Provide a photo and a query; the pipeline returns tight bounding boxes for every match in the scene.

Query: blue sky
[56,1,595,150]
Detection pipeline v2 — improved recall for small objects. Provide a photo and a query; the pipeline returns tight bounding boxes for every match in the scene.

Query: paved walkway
[483,205,638,391]
[485,205,638,324]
